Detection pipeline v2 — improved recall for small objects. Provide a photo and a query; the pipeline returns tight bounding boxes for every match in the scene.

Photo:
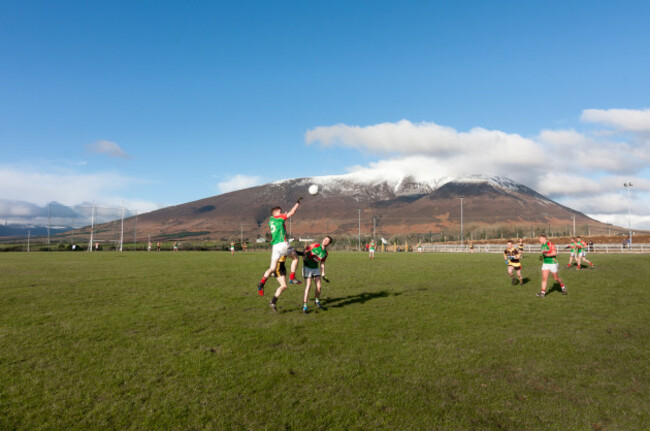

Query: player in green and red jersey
[575,236,594,269]
[417,241,423,253]
[301,236,332,313]
[257,198,303,296]
[565,237,578,268]
[230,241,236,256]
[537,234,567,298]
[369,240,376,259]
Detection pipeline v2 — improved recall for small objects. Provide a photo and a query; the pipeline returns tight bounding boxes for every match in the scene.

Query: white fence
[422,243,650,254]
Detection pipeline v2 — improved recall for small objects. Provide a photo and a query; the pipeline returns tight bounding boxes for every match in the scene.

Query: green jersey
[369,241,375,251]
[304,242,328,269]
[541,241,558,264]
[269,214,288,245]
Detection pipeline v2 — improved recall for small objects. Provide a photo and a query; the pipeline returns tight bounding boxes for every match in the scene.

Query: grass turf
[1,251,649,430]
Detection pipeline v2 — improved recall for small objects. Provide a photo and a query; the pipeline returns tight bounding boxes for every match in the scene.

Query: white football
[308,184,319,195]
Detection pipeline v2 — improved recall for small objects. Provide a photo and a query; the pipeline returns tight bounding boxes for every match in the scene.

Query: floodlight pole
[134,210,138,251]
[47,203,51,251]
[624,182,634,245]
[27,229,30,252]
[572,215,576,237]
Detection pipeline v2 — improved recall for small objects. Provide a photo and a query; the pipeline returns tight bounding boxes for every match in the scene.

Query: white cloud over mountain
[306,108,650,229]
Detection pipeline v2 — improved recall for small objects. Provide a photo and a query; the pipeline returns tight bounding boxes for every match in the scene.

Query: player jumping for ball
[537,234,567,298]
[301,236,332,313]
[257,198,303,295]
[268,256,289,312]
[504,240,523,285]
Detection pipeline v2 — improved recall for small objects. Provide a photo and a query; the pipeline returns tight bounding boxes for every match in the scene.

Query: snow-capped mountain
[79,173,615,240]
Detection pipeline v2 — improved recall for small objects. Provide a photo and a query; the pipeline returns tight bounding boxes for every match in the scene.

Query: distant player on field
[575,236,594,269]
[369,240,376,259]
[537,234,567,298]
[565,237,578,268]
[301,236,333,313]
[417,241,423,253]
[230,241,236,256]
[504,240,523,285]
[517,239,525,255]
[257,198,303,295]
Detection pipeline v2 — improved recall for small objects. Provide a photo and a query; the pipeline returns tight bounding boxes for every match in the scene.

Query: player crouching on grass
[537,234,567,298]
[504,240,523,285]
[258,198,303,296]
[301,236,332,314]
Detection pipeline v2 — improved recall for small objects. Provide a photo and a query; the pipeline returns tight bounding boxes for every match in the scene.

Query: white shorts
[230,247,234,251]
[570,252,576,258]
[302,266,321,279]
[541,263,559,273]
[271,242,293,261]
[579,251,586,257]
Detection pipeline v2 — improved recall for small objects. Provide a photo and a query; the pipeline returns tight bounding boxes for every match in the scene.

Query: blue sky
[1,1,650,228]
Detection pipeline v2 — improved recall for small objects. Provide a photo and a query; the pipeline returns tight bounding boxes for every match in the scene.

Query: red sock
[290,272,296,280]
[260,277,267,285]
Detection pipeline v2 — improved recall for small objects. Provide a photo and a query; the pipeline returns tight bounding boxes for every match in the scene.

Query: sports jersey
[369,241,375,251]
[230,242,235,248]
[574,241,583,252]
[541,241,558,264]
[269,214,288,245]
[304,242,328,269]
[504,247,521,266]
[517,242,524,251]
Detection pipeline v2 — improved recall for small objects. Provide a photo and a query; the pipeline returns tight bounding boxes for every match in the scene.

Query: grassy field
[1,251,649,430]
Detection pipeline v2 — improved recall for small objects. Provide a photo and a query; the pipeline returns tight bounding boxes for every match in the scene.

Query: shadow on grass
[324,290,401,309]
[522,277,530,285]
[546,282,565,296]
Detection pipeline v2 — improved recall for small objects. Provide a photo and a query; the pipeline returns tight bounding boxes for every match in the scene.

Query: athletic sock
[290,272,296,280]
[260,277,267,285]
[315,298,320,304]
[303,302,308,309]
[271,296,278,305]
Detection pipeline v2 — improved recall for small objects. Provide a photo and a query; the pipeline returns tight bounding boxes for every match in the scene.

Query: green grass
[1,252,649,430]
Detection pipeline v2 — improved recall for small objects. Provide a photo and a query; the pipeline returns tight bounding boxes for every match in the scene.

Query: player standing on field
[537,234,567,298]
[257,198,303,295]
[301,236,332,313]
[504,240,524,285]
[230,241,236,256]
[417,241,423,253]
[369,240,375,259]
[566,237,578,268]
[575,236,594,269]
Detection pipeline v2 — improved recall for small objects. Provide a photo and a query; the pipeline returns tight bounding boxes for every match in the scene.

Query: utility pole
[119,203,125,252]
[358,208,361,252]
[572,215,576,236]
[459,196,465,245]
[624,182,634,245]
[134,210,138,251]
[372,217,376,240]
[240,224,243,245]
[88,202,95,252]
[27,229,30,252]
[47,203,51,251]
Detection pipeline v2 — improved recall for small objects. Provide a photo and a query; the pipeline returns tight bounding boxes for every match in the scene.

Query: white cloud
[582,108,650,132]
[306,110,650,231]
[0,165,161,224]
[217,174,262,194]
[85,140,131,158]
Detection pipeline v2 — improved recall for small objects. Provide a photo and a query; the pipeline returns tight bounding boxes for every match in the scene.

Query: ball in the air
[308,184,319,195]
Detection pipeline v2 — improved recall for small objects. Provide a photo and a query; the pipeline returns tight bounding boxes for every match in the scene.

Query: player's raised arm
[286,197,302,218]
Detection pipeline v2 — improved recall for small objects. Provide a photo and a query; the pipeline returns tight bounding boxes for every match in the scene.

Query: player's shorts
[271,261,286,278]
[578,250,586,257]
[570,252,576,258]
[541,263,559,273]
[417,247,422,251]
[508,262,522,269]
[271,242,294,261]
[230,247,234,251]
[302,266,321,279]
[369,249,375,253]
